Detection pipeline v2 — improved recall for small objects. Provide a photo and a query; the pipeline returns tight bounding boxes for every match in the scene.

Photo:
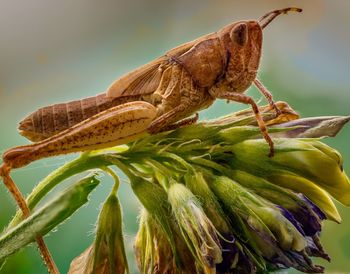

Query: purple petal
[277,205,305,236]
[286,200,323,236]
[235,249,257,274]
[305,236,330,261]
[216,234,238,273]
[299,194,326,220]
[271,116,350,138]
[285,251,325,273]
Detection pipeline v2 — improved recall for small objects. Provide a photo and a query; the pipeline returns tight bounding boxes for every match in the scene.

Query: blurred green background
[0,0,349,273]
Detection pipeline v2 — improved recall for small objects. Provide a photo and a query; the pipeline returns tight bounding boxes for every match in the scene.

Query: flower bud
[134,209,176,274]
[230,170,325,236]
[229,138,348,222]
[68,187,128,274]
[272,139,350,206]
[184,172,239,272]
[167,183,223,270]
[208,175,329,272]
[184,172,231,234]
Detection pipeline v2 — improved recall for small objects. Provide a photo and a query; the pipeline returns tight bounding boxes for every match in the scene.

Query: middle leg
[147,103,197,134]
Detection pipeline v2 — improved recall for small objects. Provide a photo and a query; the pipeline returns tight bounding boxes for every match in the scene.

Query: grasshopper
[0,7,302,273]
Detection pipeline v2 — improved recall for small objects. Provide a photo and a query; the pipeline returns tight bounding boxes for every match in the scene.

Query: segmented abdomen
[19,93,139,142]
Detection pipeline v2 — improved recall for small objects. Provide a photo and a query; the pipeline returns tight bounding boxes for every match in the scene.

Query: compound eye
[230,23,248,46]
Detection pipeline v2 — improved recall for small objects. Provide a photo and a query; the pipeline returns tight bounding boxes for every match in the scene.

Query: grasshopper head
[215,20,262,92]
[216,7,302,92]
[229,20,263,74]
[226,7,303,73]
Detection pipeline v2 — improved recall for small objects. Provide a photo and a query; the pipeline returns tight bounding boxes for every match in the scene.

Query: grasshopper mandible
[0,7,302,273]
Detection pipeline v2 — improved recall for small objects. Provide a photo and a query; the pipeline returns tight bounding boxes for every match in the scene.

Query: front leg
[213,91,274,157]
[254,78,281,116]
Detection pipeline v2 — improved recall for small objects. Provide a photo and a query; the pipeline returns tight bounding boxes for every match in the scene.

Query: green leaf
[0,174,100,262]
[8,153,109,228]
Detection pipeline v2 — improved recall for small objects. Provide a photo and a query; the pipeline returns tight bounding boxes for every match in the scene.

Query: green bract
[1,103,349,273]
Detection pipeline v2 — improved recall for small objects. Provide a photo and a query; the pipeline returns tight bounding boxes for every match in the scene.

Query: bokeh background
[0,0,349,273]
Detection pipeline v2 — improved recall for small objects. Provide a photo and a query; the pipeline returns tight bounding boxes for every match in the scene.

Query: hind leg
[0,164,59,273]
[0,101,157,274]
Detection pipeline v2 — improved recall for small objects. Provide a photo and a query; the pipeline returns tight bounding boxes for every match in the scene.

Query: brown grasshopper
[0,7,302,273]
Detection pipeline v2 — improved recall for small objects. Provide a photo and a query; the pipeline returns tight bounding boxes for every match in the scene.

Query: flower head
[3,102,349,274]
[125,106,349,273]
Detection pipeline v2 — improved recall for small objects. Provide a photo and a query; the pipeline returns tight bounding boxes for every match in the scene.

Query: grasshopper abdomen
[19,93,141,142]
